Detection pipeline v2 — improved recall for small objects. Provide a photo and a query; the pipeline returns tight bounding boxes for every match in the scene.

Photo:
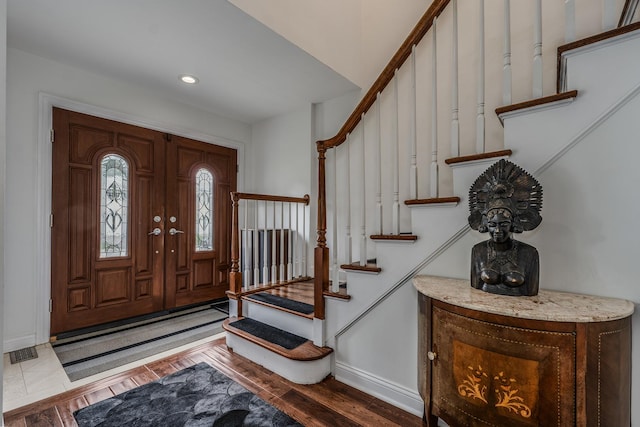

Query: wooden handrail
[232,192,310,205]
[316,0,451,150]
[314,0,452,320]
[619,0,639,27]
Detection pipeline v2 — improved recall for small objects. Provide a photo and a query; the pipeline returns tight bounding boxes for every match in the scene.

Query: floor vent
[9,346,38,364]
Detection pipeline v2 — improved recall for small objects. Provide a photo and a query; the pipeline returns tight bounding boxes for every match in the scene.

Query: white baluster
[602,0,617,30]
[360,114,367,266]
[287,202,293,281]
[392,70,400,235]
[345,135,353,262]
[375,92,383,235]
[409,46,418,199]
[533,0,543,98]
[332,147,340,292]
[253,200,260,287]
[262,201,269,285]
[564,0,576,42]
[476,2,486,154]
[431,18,439,198]
[295,202,300,277]
[451,2,460,158]
[302,202,307,277]
[243,199,250,289]
[503,0,512,105]
[280,201,285,283]
[271,201,277,284]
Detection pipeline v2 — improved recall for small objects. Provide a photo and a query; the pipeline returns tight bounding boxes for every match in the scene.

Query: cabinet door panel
[431,306,575,426]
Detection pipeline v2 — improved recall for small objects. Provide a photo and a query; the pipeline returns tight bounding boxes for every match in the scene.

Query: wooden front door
[51,108,236,335]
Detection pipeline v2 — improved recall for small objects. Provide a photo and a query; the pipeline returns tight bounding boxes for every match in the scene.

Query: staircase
[225,0,640,419]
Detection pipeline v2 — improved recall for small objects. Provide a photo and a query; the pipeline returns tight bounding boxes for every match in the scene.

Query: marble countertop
[413,275,635,322]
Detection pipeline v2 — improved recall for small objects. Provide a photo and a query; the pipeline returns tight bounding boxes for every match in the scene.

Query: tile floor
[2,331,226,412]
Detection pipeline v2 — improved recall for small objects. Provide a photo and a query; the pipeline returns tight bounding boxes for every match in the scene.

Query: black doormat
[73,362,302,427]
[53,302,228,381]
[245,292,314,315]
[229,318,307,350]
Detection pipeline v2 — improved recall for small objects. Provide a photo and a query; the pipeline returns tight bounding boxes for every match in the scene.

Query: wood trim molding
[316,0,451,150]
[340,263,382,274]
[369,234,418,242]
[232,192,310,205]
[370,234,418,242]
[445,150,512,165]
[404,197,460,206]
[323,290,352,301]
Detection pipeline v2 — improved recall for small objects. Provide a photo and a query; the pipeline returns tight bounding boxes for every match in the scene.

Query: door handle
[169,228,185,235]
[148,228,162,236]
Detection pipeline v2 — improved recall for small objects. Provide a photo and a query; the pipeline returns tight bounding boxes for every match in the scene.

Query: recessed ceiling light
[180,74,199,84]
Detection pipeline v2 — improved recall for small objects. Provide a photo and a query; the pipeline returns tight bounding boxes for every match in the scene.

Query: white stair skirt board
[244,299,314,340]
[225,332,331,384]
[334,361,424,417]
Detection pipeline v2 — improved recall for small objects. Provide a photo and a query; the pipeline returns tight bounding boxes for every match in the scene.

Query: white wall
[0,0,7,419]
[245,89,359,278]
[333,30,640,421]
[229,0,427,90]
[3,48,251,350]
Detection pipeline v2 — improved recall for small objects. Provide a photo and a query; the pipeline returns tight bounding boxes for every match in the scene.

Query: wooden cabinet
[414,276,633,427]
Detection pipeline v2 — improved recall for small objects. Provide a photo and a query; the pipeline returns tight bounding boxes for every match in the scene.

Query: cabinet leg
[423,405,438,426]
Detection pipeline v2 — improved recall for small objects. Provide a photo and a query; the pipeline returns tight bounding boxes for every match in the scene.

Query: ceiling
[6,0,360,124]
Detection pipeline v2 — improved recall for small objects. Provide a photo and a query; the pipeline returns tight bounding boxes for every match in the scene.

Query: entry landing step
[223,317,331,361]
[223,317,333,384]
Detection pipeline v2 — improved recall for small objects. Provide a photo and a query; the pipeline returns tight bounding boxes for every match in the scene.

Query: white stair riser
[244,300,314,340]
[226,333,331,384]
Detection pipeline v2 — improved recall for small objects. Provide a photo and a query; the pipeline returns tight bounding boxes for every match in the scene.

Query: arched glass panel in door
[99,154,129,258]
[195,168,214,251]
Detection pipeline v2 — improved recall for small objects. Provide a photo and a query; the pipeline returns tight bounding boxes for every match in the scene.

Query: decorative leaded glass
[195,168,214,251]
[100,154,129,258]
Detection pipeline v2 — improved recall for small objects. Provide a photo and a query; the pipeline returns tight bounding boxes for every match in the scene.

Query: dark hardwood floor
[3,337,423,426]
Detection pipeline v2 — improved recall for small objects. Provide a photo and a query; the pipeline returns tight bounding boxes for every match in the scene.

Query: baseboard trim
[334,361,423,417]
[4,334,37,354]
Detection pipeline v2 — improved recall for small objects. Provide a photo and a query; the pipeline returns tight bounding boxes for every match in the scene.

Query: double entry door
[51,108,237,335]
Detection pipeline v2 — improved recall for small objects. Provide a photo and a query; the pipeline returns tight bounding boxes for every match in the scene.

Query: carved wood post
[314,143,328,320]
[229,192,242,314]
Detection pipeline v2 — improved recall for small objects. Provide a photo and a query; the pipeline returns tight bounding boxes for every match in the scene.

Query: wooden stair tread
[323,290,352,300]
[340,262,382,273]
[404,196,461,206]
[445,149,512,165]
[495,90,578,124]
[223,317,332,361]
[370,234,418,241]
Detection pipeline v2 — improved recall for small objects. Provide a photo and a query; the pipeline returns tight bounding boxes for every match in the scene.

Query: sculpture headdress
[468,159,542,233]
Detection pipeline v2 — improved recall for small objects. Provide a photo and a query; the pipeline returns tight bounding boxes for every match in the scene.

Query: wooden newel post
[228,192,242,309]
[314,143,329,320]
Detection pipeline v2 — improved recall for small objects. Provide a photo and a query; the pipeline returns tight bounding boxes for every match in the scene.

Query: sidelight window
[195,168,214,251]
[99,154,129,258]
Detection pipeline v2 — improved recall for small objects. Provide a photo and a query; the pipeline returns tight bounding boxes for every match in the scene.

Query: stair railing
[229,192,311,314]
[314,0,639,319]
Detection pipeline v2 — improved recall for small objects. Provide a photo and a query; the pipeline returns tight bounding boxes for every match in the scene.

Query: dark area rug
[228,318,307,350]
[73,362,302,427]
[245,293,314,315]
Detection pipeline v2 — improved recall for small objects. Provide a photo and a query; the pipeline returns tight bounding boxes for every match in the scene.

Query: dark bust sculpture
[468,159,543,296]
